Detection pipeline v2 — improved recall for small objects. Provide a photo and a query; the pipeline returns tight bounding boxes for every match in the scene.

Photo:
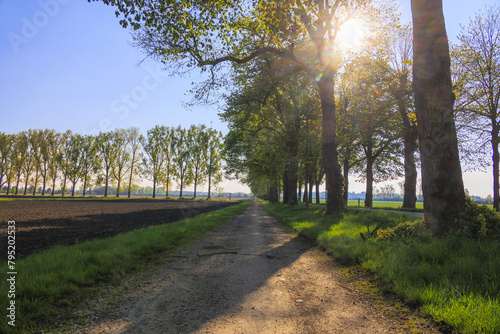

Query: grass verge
[0,200,251,333]
[261,201,500,334]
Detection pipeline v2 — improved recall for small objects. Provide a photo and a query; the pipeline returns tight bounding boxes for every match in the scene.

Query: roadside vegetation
[0,200,251,333]
[262,200,500,334]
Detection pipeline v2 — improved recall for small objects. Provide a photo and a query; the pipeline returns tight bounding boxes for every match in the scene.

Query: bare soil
[0,198,238,259]
[71,201,440,334]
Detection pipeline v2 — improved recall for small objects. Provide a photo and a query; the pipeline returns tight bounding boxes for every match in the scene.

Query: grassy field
[262,201,500,334]
[0,200,251,333]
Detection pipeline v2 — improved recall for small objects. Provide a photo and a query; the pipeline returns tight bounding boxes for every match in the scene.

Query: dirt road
[77,201,434,334]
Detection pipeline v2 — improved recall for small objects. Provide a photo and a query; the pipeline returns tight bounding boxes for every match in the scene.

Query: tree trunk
[116,179,121,198]
[7,180,11,196]
[71,182,76,197]
[492,124,499,211]
[83,177,87,197]
[303,179,308,203]
[152,178,157,198]
[318,69,345,214]
[104,169,109,197]
[365,157,374,208]
[128,152,136,198]
[194,179,197,199]
[269,186,278,203]
[308,176,313,203]
[402,129,418,208]
[283,164,289,204]
[343,157,350,205]
[62,175,66,197]
[412,0,465,235]
[42,170,47,196]
[51,178,56,196]
[207,172,211,199]
[32,169,38,196]
[180,176,183,198]
[15,175,20,195]
[315,180,320,204]
[288,157,298,206]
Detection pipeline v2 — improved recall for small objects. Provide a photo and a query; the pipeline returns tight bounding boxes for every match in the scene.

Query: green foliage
[262,201,500,334]
[454,196,500,239]
[377,219,431,243]
[0,200,251,332]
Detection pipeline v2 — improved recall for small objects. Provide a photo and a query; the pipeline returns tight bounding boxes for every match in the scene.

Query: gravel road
[76,201,437,334]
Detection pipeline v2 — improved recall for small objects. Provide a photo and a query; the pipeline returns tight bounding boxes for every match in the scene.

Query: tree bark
[283,164,289,204]
[318,69,345,214]
[412,0,465,235]
[288,157,298,205]
[303,178,308,203]
[492,123,499,211]
[152,178,157,198]
[343,158,350,205]
[365,156,374,208]
[269,186,279,203]
[402,129,418,208]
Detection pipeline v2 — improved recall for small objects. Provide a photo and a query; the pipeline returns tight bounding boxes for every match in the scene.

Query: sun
[335,19,367,49]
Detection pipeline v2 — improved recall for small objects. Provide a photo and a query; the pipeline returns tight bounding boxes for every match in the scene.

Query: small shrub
[455,197,500,239]
[377,219,431,243]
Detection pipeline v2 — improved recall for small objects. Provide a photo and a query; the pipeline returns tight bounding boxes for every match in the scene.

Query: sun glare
[336,19,366,49]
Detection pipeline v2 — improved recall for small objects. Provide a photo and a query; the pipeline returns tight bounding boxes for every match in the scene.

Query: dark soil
[0,198,239,259]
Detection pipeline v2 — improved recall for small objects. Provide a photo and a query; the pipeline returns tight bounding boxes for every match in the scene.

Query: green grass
[0,200,251,333]
[262,201,500,334]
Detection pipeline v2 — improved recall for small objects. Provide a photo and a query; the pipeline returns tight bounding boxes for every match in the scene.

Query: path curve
[77,201,429,333]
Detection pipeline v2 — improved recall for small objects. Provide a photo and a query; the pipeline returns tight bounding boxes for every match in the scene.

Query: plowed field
[0,198,238,259]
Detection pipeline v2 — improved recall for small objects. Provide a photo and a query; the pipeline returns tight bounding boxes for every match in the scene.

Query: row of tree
[0,125,224,199]
[87,0,492,235]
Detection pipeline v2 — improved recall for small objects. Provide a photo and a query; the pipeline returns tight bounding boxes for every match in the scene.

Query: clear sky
[0,0,498,196]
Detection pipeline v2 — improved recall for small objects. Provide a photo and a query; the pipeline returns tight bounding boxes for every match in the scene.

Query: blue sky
[0,0,498,195]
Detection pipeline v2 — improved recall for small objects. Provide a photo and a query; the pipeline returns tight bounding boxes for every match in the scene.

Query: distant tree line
[0,125,224,199]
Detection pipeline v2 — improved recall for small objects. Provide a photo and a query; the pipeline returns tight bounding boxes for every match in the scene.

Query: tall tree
[189,124,207,199]
[80,135,100,196]
[110,129,131,197]
[92,0,379,213]
[0,132,12,191]
[125,127,143,198]
[452,4,500,210]
[205,128,224,199]
[141,125,167,198]
[411,0,465,235]
[97,131,117,197]
[173,126,193,198]
[388,23,419,208]
[66,134,84,197]
[47,131,62,196]
[160,127,175,198]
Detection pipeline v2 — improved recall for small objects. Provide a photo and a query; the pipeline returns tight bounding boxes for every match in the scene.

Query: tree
[97,131,117,197]
[92,0,379,213]
[47,131,62,196]
[110,129,131,197]
[65,134,84,197]
[38,130,52,196]
[388,23,419,208]
[19,130,36,196]
[205,128,224,199]
[344,55,403,207]
[189,124,207,199]
[173,126,193,198]
[411,0,465,235]
[125,127,143,198]
[160,127,175,198]
[452,4,500,210]
[0,132,12,191]
[80,135,100,196]
[59,130,74,196]
[141,125,167,198]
